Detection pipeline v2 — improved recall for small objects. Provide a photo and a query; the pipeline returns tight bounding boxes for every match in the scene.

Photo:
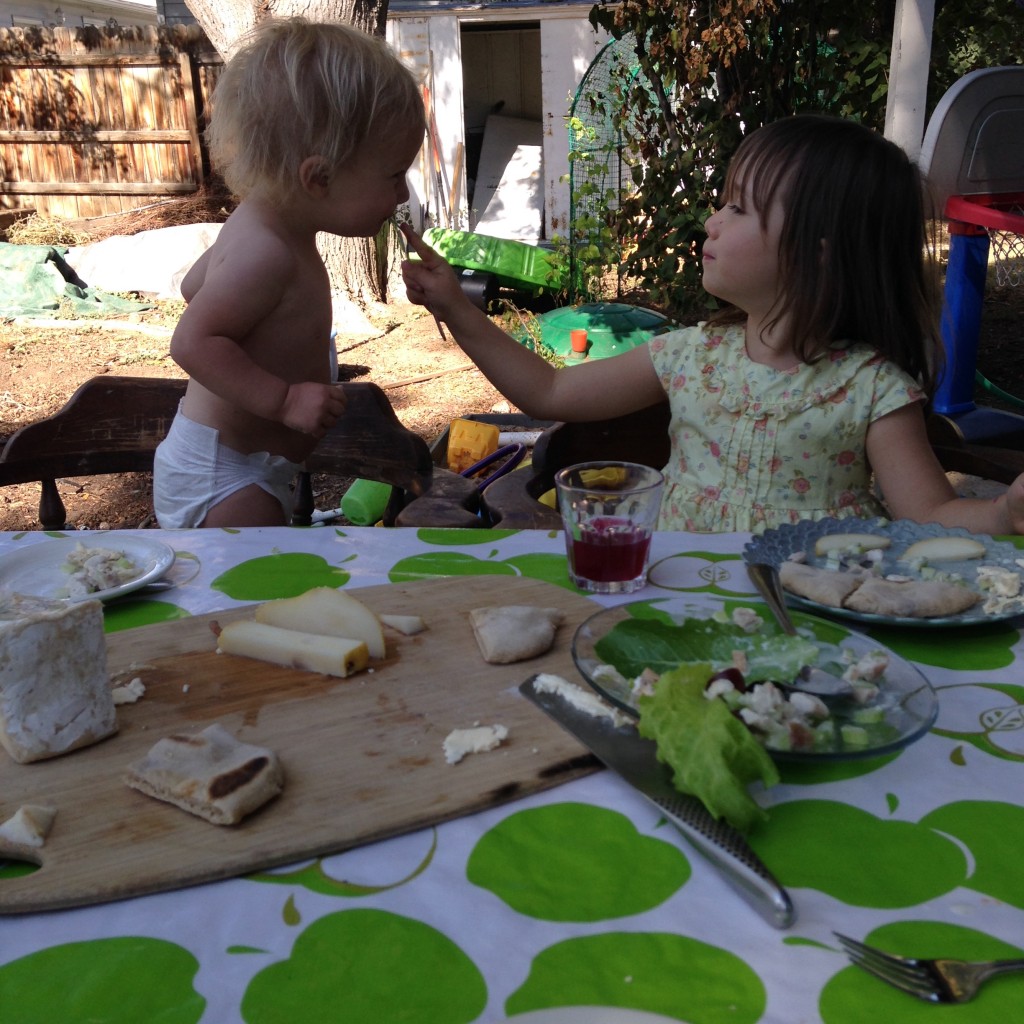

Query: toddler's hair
[207,18,424,202]
[710,114,942,392]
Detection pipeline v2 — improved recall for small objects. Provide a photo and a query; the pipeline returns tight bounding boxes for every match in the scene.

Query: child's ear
[299,156,331,197]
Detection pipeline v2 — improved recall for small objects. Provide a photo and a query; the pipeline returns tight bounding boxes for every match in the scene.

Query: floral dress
[647,323,925,534]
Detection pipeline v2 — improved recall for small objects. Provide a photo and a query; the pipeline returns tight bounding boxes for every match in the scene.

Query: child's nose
[704,210,720,236]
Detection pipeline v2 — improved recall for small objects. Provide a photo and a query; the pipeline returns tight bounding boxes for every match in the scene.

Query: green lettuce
[637,662,780,833]
[593,615,819,683]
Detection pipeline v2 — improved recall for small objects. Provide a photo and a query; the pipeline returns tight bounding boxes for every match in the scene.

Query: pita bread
[842,576,981,618]
[0,804,57,853]
[469,606,565,664]
[124,723,283,826]
[779,561,867,607]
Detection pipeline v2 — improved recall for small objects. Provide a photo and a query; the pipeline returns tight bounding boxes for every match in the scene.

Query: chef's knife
[520,676,795,929]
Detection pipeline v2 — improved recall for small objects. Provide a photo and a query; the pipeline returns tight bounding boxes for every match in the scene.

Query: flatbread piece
[124,722,283,826]
[469,605,565,664]
[842,576,981,618]
[779,561,867,607]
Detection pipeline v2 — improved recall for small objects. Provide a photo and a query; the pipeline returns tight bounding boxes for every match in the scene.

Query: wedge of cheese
[0,594,117,763]
[255,587,386,659]
[216,620,368,678]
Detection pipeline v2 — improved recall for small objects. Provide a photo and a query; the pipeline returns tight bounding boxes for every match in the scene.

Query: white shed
[386,0,611,245]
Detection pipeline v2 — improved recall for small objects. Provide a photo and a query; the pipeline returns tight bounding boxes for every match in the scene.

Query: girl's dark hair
[708,114,942,393]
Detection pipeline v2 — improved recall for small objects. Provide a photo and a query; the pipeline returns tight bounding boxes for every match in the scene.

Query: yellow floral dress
[647,323,925,534]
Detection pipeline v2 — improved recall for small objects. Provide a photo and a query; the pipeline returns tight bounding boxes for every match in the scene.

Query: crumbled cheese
[974,564,1024,615]
[443,724,509,765]
[532,672,632,727]
[111,677,146,705]
[731,607,763,633]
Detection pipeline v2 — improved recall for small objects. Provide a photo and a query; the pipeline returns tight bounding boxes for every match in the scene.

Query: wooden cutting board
[0,576,606,914]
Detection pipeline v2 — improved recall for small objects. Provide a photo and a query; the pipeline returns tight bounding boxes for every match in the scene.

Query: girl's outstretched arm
[868,403,1024,534]
[400,225,665,422]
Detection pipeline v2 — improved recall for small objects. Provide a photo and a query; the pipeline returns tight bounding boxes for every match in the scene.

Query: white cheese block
[216,620,369,678]
[0,594,117,764]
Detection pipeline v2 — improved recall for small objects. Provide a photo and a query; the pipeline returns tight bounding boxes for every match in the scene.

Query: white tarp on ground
[66,222,223,300]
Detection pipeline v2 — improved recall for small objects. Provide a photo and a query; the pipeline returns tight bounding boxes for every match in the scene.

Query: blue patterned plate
[743,517,1024,628]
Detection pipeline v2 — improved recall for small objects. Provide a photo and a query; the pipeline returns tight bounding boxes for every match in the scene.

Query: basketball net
[988,203,1024,289]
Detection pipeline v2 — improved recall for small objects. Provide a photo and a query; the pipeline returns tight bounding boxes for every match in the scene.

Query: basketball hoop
[946,193,1024,289]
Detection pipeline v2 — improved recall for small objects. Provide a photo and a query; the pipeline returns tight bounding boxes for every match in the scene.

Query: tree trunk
[185,0,395,303]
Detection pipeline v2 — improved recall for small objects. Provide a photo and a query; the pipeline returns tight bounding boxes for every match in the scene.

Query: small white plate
[0,534,176,603]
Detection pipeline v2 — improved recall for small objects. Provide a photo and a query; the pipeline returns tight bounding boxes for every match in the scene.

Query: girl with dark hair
[403,114,1024,535]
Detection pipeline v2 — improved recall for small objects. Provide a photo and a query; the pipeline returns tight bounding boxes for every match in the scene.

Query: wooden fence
[0,25,223,220]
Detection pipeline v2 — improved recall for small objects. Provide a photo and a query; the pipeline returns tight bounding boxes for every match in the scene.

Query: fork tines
[833,932,945,1002]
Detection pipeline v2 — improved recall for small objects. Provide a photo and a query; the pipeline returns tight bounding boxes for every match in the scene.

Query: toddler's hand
[280,382,346,438]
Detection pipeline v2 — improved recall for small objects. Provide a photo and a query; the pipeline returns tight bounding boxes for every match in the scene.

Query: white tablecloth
[1,525,1022,1024]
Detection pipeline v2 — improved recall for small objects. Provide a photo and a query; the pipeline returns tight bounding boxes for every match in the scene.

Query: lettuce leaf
[637,662,780,833]
[593,615,819,683]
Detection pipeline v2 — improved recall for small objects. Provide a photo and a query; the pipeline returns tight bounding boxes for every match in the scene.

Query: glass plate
[0,534,176,603]
[571,595,939,762]
[743,517,1024,628]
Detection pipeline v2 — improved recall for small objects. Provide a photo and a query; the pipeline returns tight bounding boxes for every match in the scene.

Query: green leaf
[638,664,780,832]
[593,615,819,682]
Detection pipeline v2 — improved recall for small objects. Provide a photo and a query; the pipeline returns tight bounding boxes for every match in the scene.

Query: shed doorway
[460,21,545,241]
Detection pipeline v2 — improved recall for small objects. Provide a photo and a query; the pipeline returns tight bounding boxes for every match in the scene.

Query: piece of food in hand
[779,561,868,607]
[0,595,118,764]
[0,803,57,851]
[124,722,283,825]
[255,587,386,659]
[813,533,891,557]
[469,605,565,664]
[379,613,427,636]
[216,620,368,678]
[901,536,987,562]
[443,724,509,764]
[842,576,980,617]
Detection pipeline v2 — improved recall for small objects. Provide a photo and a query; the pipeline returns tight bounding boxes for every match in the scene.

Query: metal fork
[834,932,1024,1003]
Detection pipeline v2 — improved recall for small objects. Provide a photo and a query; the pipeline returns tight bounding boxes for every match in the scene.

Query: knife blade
[520,676,795,929]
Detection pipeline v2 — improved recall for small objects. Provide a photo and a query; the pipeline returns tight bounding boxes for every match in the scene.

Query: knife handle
[648,792,795,930]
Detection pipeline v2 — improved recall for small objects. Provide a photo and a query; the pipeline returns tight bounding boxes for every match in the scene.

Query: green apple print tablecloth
[1,526,1023,1024]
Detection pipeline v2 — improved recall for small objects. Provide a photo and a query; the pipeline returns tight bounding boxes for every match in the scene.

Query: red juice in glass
[570,516,651,583]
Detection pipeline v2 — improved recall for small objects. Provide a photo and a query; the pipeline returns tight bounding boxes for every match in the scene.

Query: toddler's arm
[400,225,664,422]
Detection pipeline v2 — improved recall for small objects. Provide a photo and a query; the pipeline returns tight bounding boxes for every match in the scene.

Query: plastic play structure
[918,66,1024,446]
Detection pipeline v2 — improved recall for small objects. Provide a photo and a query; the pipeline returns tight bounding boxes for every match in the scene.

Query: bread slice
[469,606,564,664]
[124,722,283,825]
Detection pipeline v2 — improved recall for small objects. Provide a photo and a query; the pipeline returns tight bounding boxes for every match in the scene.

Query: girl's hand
[400,224,468,322]
[279,382,347,438]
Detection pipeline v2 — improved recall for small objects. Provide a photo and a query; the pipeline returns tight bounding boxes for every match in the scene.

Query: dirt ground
[2,205,1023,531]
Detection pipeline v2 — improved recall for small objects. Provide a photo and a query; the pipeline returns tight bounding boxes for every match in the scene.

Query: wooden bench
[0,376,482,529]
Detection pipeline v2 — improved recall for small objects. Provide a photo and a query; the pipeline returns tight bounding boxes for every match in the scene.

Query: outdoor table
[1,525,1022,1023]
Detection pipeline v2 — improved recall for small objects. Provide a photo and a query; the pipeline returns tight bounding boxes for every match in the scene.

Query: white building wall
[388,6,608,243]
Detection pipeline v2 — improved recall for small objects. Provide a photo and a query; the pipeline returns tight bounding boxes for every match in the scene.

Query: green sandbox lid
[422,228,566,293]
[517,302,677,360]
